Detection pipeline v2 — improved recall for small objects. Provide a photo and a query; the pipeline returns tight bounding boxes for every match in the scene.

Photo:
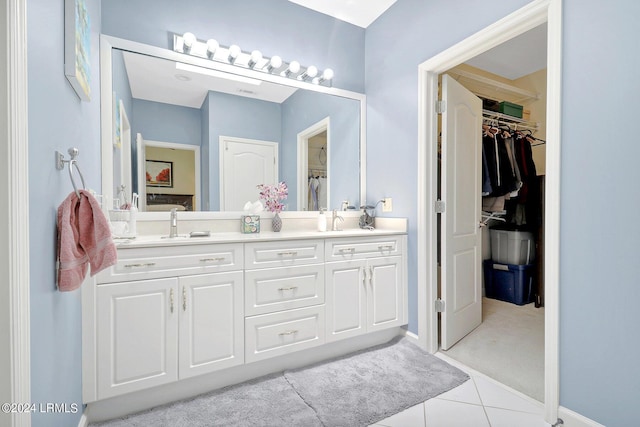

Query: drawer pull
[278,286,298,291]
[170,289,174,313]
[124,262,156,268]
[278,330,298,336]
[183,287,187,311]
[277,251,298,256]
[200,257,225,262]
[338,248,356,254]
[378,245,394,251]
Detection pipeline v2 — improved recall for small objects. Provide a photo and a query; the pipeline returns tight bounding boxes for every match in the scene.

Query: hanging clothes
[308,177,319,211]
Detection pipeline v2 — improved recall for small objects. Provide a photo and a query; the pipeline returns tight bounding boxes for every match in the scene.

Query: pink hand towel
[57,190,117,291]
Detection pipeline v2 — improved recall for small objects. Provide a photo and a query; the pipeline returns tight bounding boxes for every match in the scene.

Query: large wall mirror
[101,35,365,215]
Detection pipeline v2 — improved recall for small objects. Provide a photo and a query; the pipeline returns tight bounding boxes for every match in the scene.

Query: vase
[272,212,282,232]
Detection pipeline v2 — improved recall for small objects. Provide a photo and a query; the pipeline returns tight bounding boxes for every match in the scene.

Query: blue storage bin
[483,260,535,305]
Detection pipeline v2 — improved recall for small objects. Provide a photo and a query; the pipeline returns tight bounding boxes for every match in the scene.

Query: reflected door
[220,137,278,211]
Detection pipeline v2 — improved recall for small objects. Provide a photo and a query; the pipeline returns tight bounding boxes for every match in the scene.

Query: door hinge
[436,100,446,114]
[435,298,445,313]
[435,200,445,213]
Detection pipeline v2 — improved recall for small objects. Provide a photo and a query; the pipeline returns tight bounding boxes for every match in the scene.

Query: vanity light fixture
[175,62,262,86]
[174,32,334,86]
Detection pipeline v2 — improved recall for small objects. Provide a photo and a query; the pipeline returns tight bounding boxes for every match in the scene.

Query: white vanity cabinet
[324,236,407,343]
[83,230,408,406]
[88,243,244,401]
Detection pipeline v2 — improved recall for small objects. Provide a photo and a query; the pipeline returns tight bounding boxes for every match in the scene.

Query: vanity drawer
[245,305,325,363]
[244,240,324,269]
[325,236,404,261]
[96,243,243,284]
[245,264,325,316]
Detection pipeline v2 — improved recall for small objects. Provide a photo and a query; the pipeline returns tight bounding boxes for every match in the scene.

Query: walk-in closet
[437,23,547,402]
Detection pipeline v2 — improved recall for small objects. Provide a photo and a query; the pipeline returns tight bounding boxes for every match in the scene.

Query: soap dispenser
[317,208,327,232]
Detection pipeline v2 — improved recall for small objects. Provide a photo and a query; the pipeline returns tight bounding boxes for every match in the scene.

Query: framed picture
[65,0,91,101]
[146,160,173,188]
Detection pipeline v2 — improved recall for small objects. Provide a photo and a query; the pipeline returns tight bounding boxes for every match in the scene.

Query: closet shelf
[448,69,540,105]
[483,110,539,133]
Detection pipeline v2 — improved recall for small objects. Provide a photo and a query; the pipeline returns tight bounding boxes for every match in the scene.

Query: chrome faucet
[332,209,344,231]
[169,208,178,238]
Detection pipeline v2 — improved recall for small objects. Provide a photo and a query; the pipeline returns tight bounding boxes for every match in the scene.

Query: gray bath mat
[284,337,470,427]
[91,374,322,427]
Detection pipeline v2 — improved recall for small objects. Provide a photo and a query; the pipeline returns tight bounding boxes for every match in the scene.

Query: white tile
[434,378,482,405]
[473,375,544,415]
[424,399,489,427]
[484,407,548,427]
[373,402,425,427]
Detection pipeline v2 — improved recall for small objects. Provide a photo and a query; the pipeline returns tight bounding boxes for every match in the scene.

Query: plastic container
[499,101,523,118]
[490,227,535,265]
[317,209,327,232]
[483,260,535,305]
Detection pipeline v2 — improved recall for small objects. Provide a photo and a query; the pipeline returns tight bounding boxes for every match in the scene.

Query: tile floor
[370,353,550,427]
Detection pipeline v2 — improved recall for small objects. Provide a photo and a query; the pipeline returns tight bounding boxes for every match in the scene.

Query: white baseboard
[558,406,605,427]
[78,412,88,427]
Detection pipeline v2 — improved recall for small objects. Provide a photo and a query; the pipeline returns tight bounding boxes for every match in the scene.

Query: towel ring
[56,147,87,198]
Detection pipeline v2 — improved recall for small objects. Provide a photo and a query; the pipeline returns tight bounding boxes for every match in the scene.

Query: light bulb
[289,61,300,74]
[206,39,219,58]
[322,68,334,80]
[298,65,318,81]
[282,60,300,77]
[248,50,263,68]
[265,55,283,72]
[228,44,241,63]
[182,32,196,51]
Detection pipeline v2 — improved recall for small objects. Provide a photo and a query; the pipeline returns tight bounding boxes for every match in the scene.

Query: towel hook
[56,147,86,198]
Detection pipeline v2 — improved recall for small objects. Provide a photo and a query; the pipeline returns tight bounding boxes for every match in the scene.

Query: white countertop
[113,227,406,249]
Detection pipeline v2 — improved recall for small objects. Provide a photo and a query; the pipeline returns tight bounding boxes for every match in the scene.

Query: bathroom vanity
[81,216,408,418]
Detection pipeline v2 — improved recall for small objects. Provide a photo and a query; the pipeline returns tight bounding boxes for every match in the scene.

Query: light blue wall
[281,90,360,210]
[101,0,365,93]
[28,0,102,426]
[205,91,282,210]
[132,99,202,145]
[366,0,640,425]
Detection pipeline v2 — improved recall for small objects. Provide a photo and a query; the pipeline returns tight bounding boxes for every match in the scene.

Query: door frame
[218,135,279,211]
[297,117,330,210]
[416,0,562,423]
[142,139,202,211]
[1,0,31,426]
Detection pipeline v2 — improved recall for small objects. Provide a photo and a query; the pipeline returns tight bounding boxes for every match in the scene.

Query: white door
[96,278,178,399]
[136,133,147,211]
[178,272,244,379]
[440,74,483,350]
[220,136,278,211]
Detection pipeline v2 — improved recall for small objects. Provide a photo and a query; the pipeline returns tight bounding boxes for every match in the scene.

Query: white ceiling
[123,51,299,108]
[465,23,547,80]
[288,0,397,28]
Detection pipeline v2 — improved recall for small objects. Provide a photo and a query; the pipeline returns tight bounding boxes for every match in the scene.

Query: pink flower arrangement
[257,182,288,213]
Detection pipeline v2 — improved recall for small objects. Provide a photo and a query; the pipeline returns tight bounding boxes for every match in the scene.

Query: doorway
[297,117,330,211]
[416,0,562,423]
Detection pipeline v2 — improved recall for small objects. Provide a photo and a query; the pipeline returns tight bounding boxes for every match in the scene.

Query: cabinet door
[324,260,367,342]
[367,256,404,332]
[179,272,244,379]
[96,278,178,399]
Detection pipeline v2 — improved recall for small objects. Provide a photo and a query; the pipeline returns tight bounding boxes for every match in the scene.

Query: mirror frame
[100,34,366,218]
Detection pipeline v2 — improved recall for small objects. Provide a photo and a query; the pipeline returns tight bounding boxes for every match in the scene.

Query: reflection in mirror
[105,38,363,213]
